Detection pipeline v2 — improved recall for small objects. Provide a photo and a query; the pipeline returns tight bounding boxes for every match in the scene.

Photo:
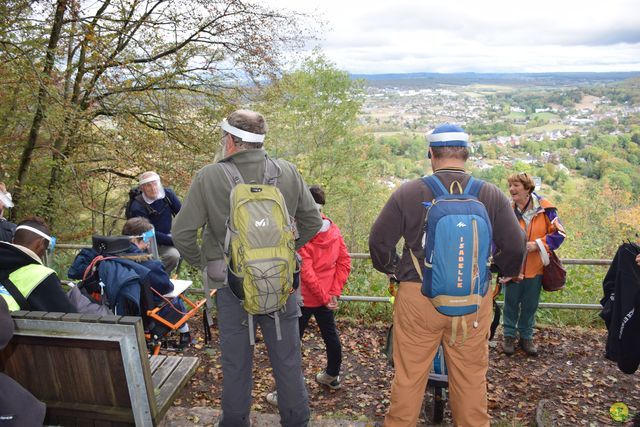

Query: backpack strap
[422,175,449,197]
[463,177,485,197]
[0,270,32,311]
[220,157,280,188]
[219,161,245,188]
[263,157,281,186]
[134,194,156,216]
[409,250,424,281]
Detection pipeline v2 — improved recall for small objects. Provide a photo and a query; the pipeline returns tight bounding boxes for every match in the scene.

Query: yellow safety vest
[0,264,55,311]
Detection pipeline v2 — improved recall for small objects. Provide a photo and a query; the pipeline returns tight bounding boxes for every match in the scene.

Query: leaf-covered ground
[170,314,640,426]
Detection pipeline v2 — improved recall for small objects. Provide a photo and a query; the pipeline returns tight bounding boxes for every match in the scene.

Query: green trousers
[503,275,542,340]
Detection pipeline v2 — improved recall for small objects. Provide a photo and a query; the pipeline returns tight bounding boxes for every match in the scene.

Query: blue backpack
[415,175,492,317]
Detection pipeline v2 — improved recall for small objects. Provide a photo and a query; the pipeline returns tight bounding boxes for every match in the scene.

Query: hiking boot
[503,336,516,356]
[520,338,538,356]
[178,332,193,349]
[266,391,278,406]
[316,371,341,390]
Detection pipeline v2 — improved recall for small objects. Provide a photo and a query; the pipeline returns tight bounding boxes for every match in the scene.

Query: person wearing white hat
[128,172,182,274]
[173,109,322,427]
[0,182,16,243]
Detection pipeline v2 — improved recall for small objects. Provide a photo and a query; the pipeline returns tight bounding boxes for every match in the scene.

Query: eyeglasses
[517,172,529,177]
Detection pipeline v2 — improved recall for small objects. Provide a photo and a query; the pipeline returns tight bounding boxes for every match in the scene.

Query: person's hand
[498,276,512,284]
[636,254,640,266]
[526,241,538,253]
[327,295,339,310]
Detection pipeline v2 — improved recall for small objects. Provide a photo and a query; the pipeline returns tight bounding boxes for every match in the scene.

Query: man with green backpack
[172,109,322,427]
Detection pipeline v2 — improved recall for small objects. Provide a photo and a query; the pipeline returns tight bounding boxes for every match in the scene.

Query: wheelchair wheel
[423,383,447,425]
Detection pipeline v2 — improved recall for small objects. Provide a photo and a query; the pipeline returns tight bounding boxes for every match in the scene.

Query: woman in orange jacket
[502,172,566,356]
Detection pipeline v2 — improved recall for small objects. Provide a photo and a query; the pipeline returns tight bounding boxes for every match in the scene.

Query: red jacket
[298,215,351,307]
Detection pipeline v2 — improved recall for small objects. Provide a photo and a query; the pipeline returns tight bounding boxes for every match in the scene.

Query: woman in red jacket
[299,185,351,389]
[266,185,351,406]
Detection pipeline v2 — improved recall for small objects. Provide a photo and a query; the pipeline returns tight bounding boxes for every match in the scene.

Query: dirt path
[166,316,639,426]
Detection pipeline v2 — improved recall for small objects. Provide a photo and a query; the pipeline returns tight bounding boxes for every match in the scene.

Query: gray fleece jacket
[172,149,323,284]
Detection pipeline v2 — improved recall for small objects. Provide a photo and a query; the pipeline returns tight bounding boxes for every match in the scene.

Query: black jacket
[0,242,76,313]
[0,297,47,426]
[0,218,16,243]
[600,243,640,374]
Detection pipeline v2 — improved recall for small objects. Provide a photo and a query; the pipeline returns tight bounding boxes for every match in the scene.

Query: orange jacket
[514,195,566,278]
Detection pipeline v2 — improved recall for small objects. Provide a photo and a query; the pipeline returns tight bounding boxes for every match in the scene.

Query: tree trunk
[11,0,68,220]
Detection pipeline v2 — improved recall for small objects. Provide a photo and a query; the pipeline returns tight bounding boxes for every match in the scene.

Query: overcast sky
[270,0,640,74]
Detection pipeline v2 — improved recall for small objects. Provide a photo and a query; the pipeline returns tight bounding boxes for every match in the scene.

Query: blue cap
[427,124,469,148]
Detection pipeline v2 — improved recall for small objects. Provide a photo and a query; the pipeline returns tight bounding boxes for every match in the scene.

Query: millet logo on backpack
[255,218,269,227]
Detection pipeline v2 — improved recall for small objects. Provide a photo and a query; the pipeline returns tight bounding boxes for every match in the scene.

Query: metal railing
[53,245,609,311]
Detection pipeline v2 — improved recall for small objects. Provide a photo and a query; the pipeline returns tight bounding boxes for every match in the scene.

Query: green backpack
[220,157,298,344]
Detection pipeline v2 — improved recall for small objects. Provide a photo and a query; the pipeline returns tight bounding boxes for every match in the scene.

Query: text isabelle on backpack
[411,175,493,344]
[220,158,299,345]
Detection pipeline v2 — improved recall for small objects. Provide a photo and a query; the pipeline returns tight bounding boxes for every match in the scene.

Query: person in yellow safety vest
[0,216,76,313]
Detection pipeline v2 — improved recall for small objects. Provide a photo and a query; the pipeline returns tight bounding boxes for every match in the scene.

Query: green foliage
[257,54,388,253]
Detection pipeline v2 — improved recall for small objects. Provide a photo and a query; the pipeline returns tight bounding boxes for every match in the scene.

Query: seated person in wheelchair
[67,218,193,348]
[122,217,193,348]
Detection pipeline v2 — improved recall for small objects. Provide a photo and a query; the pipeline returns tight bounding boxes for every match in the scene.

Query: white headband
[139,173,160,186]
[15,225,52,242]
[221,119,265,143]
[427,132,469,143]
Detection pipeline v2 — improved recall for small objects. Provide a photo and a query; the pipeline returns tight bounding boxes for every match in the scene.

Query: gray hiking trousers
[216,286,310,427]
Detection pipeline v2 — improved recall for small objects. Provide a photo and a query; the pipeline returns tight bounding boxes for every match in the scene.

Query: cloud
[269,0,640,73]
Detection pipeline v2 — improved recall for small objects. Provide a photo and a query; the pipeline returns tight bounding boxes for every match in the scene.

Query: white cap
[139,172,161,186]
[0,191,13,208]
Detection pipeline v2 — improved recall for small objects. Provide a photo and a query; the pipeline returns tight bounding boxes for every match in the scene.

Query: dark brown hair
[13,216,50,246]
[122,217,153,236]
[309,185,325,205]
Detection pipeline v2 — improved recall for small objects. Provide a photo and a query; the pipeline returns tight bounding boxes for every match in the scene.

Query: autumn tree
[256,54,387,252]
[1,0,315,232]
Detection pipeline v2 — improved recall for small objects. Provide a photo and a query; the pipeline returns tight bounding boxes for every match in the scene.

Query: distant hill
[351,71,640,88]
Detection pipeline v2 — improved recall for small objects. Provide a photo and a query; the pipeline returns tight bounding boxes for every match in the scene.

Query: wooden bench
[0,311,199,426]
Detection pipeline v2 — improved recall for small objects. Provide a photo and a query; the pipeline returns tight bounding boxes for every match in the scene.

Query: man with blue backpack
[369,124,525,426]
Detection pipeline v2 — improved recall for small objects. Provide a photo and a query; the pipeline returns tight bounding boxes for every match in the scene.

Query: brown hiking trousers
[384,282,492,427]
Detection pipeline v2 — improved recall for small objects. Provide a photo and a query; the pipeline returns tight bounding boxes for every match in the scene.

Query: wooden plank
[10,310,29,318]
[43,312,66,320]
[3,314,196,426]
[62,313,83,322]
[155,357,199,420]
[116,318,157,424]
[45,400,134,424]
[79,314,103,323]
[149,355,166,372]
[152,356,181,388]
[2,337,131,408]
[97,314,122,324]
[25,311,48,319]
